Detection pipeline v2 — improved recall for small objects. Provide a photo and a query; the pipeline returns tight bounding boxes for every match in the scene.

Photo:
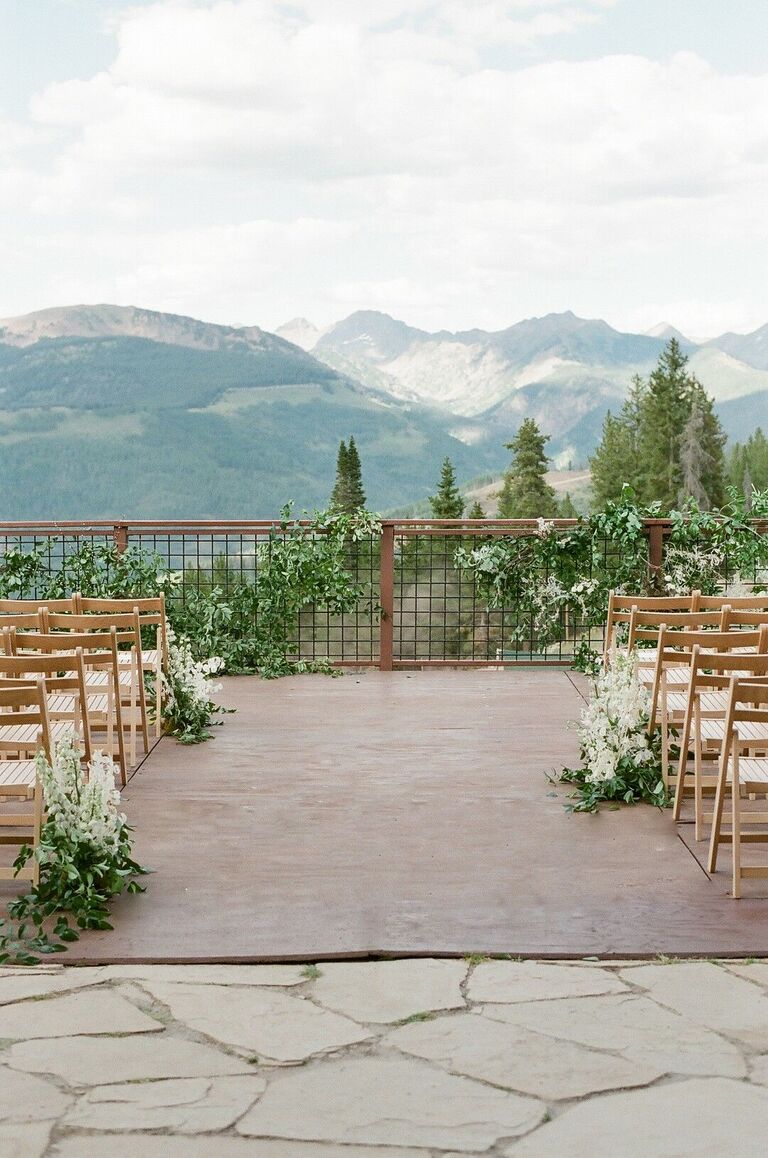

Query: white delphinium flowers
[578,653,655,785]
[165,626,224,710]
[34,738,124,858]
[162,625,225,742]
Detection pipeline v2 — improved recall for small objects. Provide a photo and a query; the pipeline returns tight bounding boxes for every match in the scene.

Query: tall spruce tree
[497,419,558,518]
[429,457,464,519]
[330,440,350,510]
[636,338,725,509]
[467,500,485,519]
[589,374,646,507]
[345,436,367,511]
[728,428,768,495]
[679,384,726,509]
[330,436,367,512]
[558,492,579,518]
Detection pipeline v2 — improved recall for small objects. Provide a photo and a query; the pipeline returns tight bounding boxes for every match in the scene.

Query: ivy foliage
[455,485,768,669]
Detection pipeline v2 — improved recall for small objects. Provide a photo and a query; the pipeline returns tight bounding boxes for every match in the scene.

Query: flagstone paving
[3,958,768,1156]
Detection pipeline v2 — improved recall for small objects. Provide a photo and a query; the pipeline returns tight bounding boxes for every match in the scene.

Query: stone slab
[135,980,373,1061]
[0,1067,71,1122]
[237,1055,544,1151]
[64,1075,265,1133]
[468,961,627,1003]
[621,962,768,1047]
[0,989,162,1041]
[508,1077,768,1157]
[482,993,746,1077]
[5,1032,254,1085]
[50,1140,429,1158]
[310,959,467,1023]
[386,1009,661,1100]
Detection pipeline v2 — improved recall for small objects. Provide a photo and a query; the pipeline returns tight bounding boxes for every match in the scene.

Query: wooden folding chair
[46,612,150,766]
[0,680,51,886]
[7,629,129,785]
[647,627,767,791]
[77,595,168,738]
[708,678,768,898]
[624,608,727,687]
[0,650,94,766]
[603,591,700,666]
[670,643,768,838]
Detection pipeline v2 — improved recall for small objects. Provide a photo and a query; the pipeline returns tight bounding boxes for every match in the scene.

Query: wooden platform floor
[7,669,768,962]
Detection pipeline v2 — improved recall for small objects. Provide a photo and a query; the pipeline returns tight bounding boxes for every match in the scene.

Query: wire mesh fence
[0,519,668,667]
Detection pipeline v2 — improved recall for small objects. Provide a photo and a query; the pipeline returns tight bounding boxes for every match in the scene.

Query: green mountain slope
[0,316,505,518]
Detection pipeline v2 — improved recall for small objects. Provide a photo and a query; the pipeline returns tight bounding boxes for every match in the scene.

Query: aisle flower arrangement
[1,738,147,964]
[162,626,226,743]
[560,652,666,813]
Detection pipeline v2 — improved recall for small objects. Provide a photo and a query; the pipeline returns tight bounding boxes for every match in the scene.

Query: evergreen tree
[681,383,726,509]
[636,338,725,509]
[467,500,485,519]
[497,419,558,518]
[728,428,768,494]
[589,375,646,507]
[330,440,350,510]
[559,492,579,518]
[429,457,464,519]
[330,436,366,513]
[345,436,367,511]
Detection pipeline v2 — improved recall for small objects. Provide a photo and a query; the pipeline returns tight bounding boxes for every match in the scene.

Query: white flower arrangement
[579,654,655,783]
[35,738,125,859]
[561,652,665,811]
[162,625,226,743]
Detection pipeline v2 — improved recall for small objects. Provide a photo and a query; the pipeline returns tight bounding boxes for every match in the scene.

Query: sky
[2,0,768,338]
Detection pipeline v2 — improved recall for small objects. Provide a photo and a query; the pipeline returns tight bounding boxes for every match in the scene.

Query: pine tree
[637,338,711,508]
[728,428,768,494]
[345,436,367,511]
[330,436,366,513]
[589,375,646,508]
[330,440,349,510]
[678,398,714,508]
[467,500,485,519]
[497,419,558,518]
[559,492,578,518]
[686,383,726,509]
[429,457,464,519]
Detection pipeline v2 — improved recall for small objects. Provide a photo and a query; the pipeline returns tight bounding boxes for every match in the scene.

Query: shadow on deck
[6,669,768,962]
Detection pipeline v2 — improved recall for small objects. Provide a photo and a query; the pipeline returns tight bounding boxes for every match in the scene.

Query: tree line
[330,338,762,519]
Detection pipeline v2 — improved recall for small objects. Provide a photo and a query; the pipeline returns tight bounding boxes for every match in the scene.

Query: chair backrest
[6,626,126,662]
[722,677,768,743]
[44,612,142,657]
[698,593,768,611]
[720,608,768,629]
[0,609,47,631]
[627,608,726,650]
[0,677,52,760]
[690,646,768,693]
[0,651,92,762]
[77,594,168,667]
[604,590,701,660]
[0,597,76,613]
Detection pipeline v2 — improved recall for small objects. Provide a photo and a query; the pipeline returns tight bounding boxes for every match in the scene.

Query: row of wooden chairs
[607,590,768,898]
[0,595,168,883]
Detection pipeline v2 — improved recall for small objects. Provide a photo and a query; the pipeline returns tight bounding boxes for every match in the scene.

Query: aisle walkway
[31,668,768,962]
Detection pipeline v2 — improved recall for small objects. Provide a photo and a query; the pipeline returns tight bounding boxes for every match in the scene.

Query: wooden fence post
[379,522,395,671]
[112,522,128,555]
[647,521,665,585]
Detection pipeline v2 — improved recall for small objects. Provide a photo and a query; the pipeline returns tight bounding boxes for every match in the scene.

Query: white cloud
[2,0,768,336]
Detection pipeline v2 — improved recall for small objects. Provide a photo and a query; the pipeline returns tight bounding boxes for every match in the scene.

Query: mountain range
[0,302,767,518]
[277,310,768,461]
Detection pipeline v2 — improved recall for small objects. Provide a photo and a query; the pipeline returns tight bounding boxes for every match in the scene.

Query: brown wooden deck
[6,669,768,961]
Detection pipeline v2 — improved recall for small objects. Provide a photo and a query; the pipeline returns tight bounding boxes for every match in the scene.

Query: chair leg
[731,767,742,900]
[694,721,704,841]
[708,744,732,875]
